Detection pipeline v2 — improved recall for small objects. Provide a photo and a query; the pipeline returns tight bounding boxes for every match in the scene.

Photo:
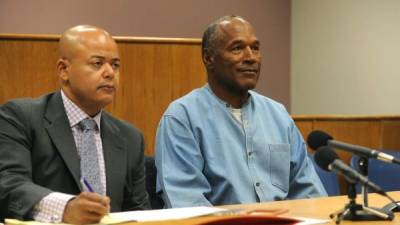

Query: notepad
[104,206,228,222]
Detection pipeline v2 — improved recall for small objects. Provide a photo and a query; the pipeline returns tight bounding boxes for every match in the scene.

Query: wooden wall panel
[0,35,207,155]
[313,121,382,163]
[108,42,207,155]
[0,39,59,101]
[294,120,314,153]
[381,121,400,150]
[293,116,400,194]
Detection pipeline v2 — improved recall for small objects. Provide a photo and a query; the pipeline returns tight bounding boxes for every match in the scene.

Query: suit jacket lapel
[101,114,125,198]
[44,92,82,189]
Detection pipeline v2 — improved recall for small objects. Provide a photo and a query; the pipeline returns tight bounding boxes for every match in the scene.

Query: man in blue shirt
[155,16,327,208]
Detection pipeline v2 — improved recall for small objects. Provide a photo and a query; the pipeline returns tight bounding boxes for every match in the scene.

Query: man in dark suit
[0,25,150,224]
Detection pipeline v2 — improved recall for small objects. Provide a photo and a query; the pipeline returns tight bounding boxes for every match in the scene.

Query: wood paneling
[293,115,400,194]
[293,115,400,153]
[312,121,382,161]
[0,39,60,100]
[381,121,400,150]
[0,34,207,155]
[294,121,314,153]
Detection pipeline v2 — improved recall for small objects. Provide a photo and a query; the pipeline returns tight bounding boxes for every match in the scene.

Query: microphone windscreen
[307,130,333,150]
[314,146,339,171]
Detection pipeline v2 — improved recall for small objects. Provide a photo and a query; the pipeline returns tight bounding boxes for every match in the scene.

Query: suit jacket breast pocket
[269,144,290,192]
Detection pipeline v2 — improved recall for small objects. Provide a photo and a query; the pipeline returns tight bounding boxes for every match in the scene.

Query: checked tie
[79,118,104,195]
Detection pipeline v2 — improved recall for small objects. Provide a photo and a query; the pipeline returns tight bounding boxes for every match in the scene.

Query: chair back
[309,153,341,196]
[144,156,164,209]
[350,150,400,192]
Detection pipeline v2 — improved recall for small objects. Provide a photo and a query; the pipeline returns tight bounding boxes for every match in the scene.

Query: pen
[81,178,94,192]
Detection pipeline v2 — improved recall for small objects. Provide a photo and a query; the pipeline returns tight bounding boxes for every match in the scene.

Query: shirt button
[256,182,260,187]
[51,215,60,223]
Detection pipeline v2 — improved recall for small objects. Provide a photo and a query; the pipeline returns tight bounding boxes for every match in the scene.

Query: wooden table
[124,192,400,225]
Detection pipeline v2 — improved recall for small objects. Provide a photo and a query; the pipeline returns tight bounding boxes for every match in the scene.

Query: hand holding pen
[62,178,110,224]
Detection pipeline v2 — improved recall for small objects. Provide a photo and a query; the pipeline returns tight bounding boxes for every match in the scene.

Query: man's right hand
[63,192,110,224]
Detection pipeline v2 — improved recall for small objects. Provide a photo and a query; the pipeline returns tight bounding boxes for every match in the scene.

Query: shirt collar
[61,90,102,130]
[204,83,252,109]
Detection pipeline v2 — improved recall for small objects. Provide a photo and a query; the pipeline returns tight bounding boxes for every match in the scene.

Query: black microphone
[314,146,387,196]
[307,130,400,165]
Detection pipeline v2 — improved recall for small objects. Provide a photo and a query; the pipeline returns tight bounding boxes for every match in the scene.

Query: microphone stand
[356,156,400,212]
[329,183,394,224]
[355,156,369,206]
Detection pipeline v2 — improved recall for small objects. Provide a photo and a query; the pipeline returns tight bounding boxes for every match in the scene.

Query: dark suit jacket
[0,92,150,221]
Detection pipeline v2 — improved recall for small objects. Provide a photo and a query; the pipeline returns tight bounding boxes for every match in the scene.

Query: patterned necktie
[79,118,104,195]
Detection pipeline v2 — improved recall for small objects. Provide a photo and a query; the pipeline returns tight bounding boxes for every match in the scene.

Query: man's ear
[202,50,215,70]
[56,58,69,83]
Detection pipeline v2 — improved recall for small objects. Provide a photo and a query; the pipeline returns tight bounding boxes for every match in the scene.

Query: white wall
[291,0,400,114]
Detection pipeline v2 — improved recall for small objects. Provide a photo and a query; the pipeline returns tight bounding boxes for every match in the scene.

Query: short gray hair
[201,15,245,57]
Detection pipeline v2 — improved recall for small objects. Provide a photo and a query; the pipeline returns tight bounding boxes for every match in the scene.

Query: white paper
[294,217,330,225]
[108,206,228,222]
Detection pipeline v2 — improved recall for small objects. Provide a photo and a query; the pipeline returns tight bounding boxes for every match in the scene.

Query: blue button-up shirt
[155,84,326,208]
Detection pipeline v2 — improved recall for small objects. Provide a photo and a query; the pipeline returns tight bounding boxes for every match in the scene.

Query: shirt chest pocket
[269,144,290,192]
